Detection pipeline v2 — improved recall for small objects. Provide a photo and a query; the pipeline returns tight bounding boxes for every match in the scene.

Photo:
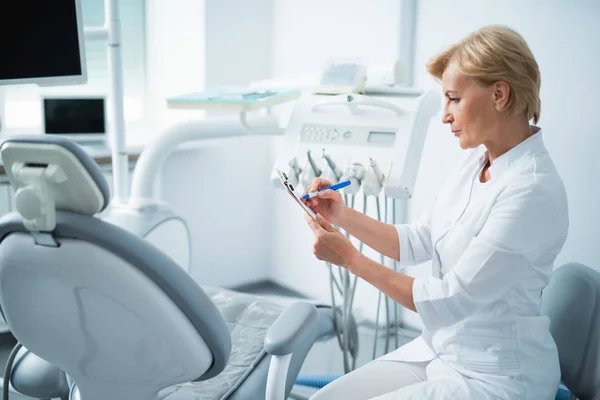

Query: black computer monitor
[44,97,106,143]
[0,0,87,86]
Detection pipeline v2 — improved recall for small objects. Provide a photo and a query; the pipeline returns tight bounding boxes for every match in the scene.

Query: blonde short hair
[427,25,541,124]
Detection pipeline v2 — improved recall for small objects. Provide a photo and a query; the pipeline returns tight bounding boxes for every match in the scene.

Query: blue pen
[301,180,351,200]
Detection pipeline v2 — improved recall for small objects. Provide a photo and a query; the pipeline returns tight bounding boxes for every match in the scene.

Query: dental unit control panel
[271,89,441,199]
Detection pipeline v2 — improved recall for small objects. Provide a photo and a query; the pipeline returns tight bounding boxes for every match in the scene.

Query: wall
[205,0,274,89]
[143,0,205,135]
[144,0,277,287]
[272,0,400,79]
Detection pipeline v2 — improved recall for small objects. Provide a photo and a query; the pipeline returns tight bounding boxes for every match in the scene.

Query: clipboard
[276,169,319,223]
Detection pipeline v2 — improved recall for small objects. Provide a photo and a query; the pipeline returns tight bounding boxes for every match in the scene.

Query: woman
[304,25,569,400]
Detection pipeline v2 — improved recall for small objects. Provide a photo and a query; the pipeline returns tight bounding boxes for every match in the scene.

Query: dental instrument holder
[340,163,365,196]
[321,150,343,183]
[362,157,386,197]
[286,157,302,188]
[270,90,441,200]
[299,149,322,190]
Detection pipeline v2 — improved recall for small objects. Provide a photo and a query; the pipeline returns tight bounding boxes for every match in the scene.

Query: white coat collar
[479,126,543,181]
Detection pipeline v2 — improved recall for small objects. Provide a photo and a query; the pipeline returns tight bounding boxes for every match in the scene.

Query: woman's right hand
[302,178,346,224]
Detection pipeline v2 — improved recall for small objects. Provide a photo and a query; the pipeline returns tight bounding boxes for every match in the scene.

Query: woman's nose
[442,111,453,124]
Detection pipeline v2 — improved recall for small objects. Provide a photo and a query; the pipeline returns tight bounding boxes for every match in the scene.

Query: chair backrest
[542,262,600,400]
[0,137,231,399]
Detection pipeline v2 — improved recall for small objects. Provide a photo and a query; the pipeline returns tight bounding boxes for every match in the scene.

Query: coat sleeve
[412,183,565,331]
[395,150,477,268]
[395,198,436,268]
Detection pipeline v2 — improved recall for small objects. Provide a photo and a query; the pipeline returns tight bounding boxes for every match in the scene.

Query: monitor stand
[79,139,108,148]
[46,134,108,148]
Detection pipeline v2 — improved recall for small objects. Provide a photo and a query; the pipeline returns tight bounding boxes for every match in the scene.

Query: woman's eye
[448,97,459,103]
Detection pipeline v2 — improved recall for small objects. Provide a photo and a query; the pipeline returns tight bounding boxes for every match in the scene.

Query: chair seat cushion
[159,287,286,400]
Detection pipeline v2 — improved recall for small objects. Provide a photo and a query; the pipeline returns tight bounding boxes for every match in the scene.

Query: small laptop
[43,97,107,145]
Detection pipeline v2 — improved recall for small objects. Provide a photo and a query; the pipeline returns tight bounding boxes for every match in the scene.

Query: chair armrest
[264,302,318,356]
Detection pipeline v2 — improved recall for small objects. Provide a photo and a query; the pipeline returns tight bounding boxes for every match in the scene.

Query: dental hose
[3,341,23,400]
[342,268,351,372]
[327,191,401,367]
[327,259,359,374]
[330,266,358,375]
[340,195,351,373]
[326,194,360,374]
[377,196,391,354]
[365,196,389,360]
[327,263,343,351]
[392,197,399,349]
[372,194,401,359]
[344,194,365,370]
[384,195,400,351]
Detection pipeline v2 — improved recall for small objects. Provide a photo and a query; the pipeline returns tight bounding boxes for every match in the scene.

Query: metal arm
[83,0,129,203]
[105,0,129,203]
[129,114,279,204]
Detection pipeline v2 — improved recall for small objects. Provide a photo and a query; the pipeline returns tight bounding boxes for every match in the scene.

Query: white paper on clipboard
[276,169,319,223]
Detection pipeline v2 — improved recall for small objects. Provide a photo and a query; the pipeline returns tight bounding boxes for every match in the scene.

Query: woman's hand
[305,213,360,268]
[306,213,416,312]
[301,178,346,225]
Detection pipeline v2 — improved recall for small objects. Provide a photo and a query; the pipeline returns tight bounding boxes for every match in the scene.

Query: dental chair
[0,136,332,400]
[542,262,600,400]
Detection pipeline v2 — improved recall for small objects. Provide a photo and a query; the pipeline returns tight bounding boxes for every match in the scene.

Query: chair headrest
[0,136,110,231]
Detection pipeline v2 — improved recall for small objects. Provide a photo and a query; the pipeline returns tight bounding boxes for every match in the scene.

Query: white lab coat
[383,128,568,400]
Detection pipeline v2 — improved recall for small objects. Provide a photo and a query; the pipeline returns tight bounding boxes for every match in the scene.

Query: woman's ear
[492,81,510,111]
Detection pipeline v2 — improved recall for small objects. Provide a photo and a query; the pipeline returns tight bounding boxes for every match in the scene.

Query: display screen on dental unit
[367,131,396,145]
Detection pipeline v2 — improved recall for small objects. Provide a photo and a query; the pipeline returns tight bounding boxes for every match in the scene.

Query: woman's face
[441,62,497,149]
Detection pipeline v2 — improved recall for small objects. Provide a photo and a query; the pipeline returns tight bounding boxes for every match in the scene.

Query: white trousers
[309,358,507,400]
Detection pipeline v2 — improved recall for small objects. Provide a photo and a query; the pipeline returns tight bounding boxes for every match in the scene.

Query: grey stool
[542,262,600,400]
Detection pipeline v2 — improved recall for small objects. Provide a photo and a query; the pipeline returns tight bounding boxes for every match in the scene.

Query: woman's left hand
[305,213,360,268]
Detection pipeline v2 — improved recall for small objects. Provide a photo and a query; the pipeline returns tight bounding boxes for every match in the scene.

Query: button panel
[300,124,396,148]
